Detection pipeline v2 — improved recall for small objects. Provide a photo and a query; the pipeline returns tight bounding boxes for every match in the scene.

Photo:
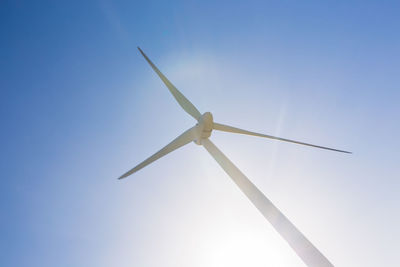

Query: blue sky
[1,1,399,266]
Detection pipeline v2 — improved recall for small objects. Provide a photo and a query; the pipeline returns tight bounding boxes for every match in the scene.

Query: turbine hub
[194,112,213,145]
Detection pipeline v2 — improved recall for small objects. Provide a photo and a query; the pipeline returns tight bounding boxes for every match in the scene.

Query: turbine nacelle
[194,112,213,145]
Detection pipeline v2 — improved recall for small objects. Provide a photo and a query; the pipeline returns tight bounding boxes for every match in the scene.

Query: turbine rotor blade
[202,138,334,267]
[119,127,197,179]
[213,122,351,154]
[138,47,202,121]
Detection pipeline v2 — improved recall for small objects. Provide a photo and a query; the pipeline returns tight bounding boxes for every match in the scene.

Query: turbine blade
[137,47,202,121]
[119,127,197,179]
[213,122,351,154]
[202,138,334,267]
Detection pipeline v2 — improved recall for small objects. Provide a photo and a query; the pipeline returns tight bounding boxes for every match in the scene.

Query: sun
[190,214,305,267]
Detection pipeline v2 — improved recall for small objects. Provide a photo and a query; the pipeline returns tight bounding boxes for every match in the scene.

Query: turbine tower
[119,47,351,267]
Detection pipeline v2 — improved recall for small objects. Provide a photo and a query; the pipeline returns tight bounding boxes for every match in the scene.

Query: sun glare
[191,218,303,267]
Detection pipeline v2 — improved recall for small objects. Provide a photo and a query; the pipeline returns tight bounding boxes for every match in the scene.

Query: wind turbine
[119,47,351,267]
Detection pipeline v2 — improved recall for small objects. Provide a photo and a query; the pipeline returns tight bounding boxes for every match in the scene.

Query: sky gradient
[1,1,400,266]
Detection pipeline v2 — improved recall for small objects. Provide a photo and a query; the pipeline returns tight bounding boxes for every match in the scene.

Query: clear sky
[1,1,399,266]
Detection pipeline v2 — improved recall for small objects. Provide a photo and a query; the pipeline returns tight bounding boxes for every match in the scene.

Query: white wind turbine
[119,47,351,267]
